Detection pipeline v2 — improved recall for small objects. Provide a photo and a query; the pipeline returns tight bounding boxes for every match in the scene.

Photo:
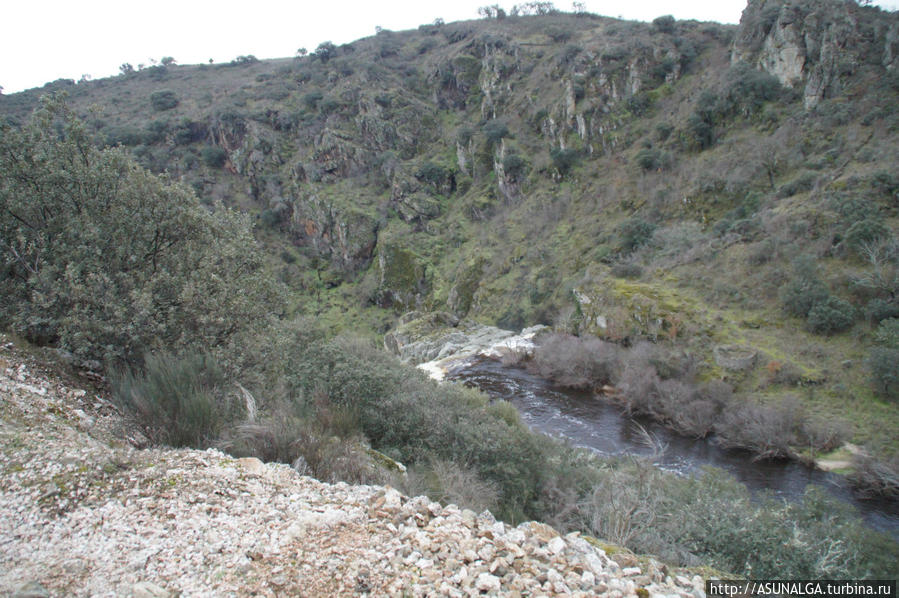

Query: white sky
[2,0,898,94]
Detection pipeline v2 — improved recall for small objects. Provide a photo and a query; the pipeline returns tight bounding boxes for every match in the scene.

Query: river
[447,358,899,539]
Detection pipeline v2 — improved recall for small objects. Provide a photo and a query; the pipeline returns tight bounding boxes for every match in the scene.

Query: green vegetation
[0,96,282,366]
[149,89,179,111]
[1,0,898,578]
[113,352,240,447]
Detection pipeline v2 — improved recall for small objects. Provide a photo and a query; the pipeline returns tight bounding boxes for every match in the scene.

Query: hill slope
[0,338,703,597]
[1,1,898,463]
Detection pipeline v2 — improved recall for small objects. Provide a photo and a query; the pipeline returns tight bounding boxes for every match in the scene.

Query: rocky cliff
[732,0,899,108]
[0,339,706,597]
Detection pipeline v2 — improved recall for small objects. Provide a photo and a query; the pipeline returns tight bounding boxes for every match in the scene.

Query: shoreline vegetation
[506,331,899,498]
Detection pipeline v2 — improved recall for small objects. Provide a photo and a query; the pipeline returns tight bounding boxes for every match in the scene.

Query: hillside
[2,0,899,580]
[0,337,705,597]
[3,0,899,482]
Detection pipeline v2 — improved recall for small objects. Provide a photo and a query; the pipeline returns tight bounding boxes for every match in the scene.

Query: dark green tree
[0,95,284,367]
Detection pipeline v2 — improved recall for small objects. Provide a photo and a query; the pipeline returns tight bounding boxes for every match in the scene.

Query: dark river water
[447,358,899,539]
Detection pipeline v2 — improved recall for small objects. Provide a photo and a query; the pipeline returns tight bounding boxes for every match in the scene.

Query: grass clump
[113,353,240,448]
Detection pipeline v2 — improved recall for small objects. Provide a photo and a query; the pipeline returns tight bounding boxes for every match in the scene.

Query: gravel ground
[0,338,707,597]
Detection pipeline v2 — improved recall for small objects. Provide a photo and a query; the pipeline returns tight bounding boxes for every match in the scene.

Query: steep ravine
[0,339,705,597]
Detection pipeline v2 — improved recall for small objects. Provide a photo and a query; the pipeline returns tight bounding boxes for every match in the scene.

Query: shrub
[625,93,651,116]
[652,15,676,33]
[618,218,657,253]
[779,256,830,318]
[777,171,818,197]
[416,161,453,189]
[173,118,205,145]
[611,262,643,279]
[721,62,783,116]
[501,154,528,181]
[635,148,661,171]
[113,353,239,447]
[806,296,855,335]
[104,126,144,147]
[656,122,673,141]
[870,347,899,399]
[302,90,323,109]
[150,89,179,111]
[482,119,510,145]
[201,145,228,168]
[402,459,500,513]
[686,112,714,149]
[850,454,899,498]
[869,318,899,399]
[144,120,169,143]
[549,147,579,175]
[865,298,899,324]
[845,219,890,255]
[529,333,621,388]
[874,318,899,347]
[714,397,800,459]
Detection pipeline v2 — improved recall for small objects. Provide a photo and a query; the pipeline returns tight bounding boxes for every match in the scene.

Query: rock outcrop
[732,0,899,108]
[0,339,705,597]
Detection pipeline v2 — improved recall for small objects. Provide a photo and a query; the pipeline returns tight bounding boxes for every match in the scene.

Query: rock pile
[0,339,705,597]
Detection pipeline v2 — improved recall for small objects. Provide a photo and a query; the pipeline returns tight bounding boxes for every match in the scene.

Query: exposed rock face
[384,313,548,380]
[375,243,431,310]
[0,339,704,597]
[732,0,899,109]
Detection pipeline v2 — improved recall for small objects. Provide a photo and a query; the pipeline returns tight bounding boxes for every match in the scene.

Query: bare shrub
[223,405,306,465]
[401,459,500,513]
[577,460,668,548]
[614,361,663,416]
[797,416,850,453]
[849,454,899,499]
[222,402,385,485]
[714,396,804,459]
[660,386,719,438]
[529,333,620,388]
[641,221,713,268]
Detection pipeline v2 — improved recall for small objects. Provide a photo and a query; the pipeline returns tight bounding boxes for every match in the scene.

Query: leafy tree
[870,318,899,399]
[302,90,324,109]
[780,256,830,318]
[618,218,657,252]
[550,147,579,176]
[201,145,228,168]
[653,15,676,33]
[230,55,259,65]
[416,161,453,189]
[482,119,510,145]
[502,154,529,182]
[636,148,662,171]
[119,63,134,75]
[806,296,855,335]
[160,56,176,66]
[314,41,338,63]
[0,95,284,367]
[150,89,179,111]
[478,4,506,18]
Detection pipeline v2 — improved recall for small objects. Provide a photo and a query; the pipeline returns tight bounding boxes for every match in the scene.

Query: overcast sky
[3,0,898,94]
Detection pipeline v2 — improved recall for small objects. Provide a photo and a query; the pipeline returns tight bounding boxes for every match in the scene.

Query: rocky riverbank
[384,312,547,380]
[0,338,706,597]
